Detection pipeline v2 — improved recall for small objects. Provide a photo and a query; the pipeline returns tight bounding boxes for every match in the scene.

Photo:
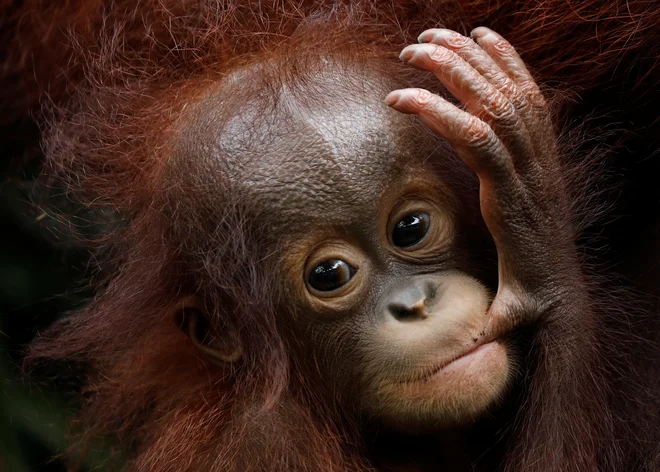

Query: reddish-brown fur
[2,1,659,471]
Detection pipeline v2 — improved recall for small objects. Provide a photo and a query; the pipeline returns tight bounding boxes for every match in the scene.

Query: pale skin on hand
[386,27,574,338]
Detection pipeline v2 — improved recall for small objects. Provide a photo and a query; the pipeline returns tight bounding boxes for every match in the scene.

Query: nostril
[389,304,411,320]
[388,302,425,321]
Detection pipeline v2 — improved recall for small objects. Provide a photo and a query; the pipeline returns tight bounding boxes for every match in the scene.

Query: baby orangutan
[160,27,593,469]
[23,3,657,467]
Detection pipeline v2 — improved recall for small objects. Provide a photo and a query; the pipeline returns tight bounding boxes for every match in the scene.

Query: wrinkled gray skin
[171,27,589,435]
[178,59,438,231]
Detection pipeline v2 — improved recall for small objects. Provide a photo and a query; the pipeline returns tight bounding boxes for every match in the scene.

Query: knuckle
[498,79,521,101]
[508,89,529,112]
[412,89,435,107]
[489,75,531,112]
[463,116,494,148]
[521,83,547,108]
[446,32,473,49]
[485,95,517,122]
[429,45,454,64]
[493,38,515,56]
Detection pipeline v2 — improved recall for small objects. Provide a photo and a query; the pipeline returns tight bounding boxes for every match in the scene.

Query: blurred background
[0,119,89,472]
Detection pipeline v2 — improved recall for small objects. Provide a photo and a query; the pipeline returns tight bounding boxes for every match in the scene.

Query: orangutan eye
[392,212,430,248]
[308,259,357,292]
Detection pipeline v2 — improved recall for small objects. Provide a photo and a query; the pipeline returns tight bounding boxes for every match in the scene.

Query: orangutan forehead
[215,96,408,221]
[173,61,432,228]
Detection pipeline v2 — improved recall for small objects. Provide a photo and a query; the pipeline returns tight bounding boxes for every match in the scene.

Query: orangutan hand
[386,27,580,336]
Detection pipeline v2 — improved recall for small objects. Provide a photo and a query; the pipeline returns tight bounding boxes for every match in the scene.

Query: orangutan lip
[404,341,496,384]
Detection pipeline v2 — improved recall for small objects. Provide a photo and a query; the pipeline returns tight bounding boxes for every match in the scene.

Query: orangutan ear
[174,295,242,365]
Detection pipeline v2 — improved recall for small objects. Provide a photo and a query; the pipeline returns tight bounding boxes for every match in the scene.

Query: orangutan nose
[386,280,438,321]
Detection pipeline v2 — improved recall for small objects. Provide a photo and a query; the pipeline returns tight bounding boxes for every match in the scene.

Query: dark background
[0,120,87,472]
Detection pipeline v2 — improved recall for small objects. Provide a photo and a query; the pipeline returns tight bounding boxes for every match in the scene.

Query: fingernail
[470,26,491,39]
[419,28,455,44]
[417,30,436,43]
[399,45,416,63]
[471,27,499,41]
[384,91,401,107]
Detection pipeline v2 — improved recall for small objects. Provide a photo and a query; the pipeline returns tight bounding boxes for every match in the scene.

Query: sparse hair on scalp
[2,0,658,471]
